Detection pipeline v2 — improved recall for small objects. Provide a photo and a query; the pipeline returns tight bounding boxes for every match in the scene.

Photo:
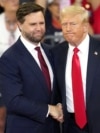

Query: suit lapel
[86,37,100,103]
[16,39,50,94]
[41,43,52,66]
[58,44,68,84]
[60,44,69,102]
[54,42,68,99]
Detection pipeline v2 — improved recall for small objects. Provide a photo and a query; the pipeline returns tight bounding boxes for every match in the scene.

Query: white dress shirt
[20,35,53,90]
[65,34,90,113]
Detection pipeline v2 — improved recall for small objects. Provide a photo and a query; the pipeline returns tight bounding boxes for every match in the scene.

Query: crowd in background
[0,0,100,56]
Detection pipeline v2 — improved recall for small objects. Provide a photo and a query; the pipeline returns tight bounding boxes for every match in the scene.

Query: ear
[17,21,22,32]
[83,22,89,33]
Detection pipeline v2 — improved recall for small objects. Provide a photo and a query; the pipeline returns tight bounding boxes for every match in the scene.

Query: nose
[66,24,72,31]
[36,24,42,31]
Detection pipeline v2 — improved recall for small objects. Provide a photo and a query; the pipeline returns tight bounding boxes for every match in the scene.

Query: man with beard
[0,2,63,133]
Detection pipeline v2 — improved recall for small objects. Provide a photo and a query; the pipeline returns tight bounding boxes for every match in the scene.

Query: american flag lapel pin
[94,51,98,55]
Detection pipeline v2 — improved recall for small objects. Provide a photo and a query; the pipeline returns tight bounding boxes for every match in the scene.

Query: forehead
[61,14,82,23]
[23,12,45,22]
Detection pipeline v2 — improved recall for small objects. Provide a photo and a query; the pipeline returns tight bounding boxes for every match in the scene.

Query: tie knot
[73,47,79,54]
[35,47,40,52]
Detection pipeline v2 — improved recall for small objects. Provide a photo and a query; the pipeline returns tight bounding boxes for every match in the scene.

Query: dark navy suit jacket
[51,35,100,133]
[0,38,60,133]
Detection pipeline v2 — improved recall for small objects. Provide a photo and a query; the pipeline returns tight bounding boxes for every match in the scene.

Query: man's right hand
[48,103,64,123]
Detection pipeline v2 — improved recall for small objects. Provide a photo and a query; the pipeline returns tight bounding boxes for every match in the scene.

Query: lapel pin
[94,51,98,55]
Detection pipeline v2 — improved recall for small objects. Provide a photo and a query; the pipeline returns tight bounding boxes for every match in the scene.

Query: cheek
[83,27,88,33]
[41,26,45,31]
[25,26,35,32]
[62,28,66,34]
[74,27,83,35]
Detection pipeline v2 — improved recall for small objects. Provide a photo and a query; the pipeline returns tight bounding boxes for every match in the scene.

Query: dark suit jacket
[0,71,6,133]
[0,38,60,133]
[51,35,100,133]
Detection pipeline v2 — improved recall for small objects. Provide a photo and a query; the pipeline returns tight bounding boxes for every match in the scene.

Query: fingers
[56,103,64,123]
[48,103,64,123]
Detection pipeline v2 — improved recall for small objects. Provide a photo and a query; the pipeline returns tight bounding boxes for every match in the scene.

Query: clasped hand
[49,103,64,123]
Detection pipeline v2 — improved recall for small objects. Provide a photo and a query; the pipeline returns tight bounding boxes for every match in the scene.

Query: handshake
[48,103,64,123]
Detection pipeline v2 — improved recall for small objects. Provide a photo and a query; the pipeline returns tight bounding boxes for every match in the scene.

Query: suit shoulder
[0,40,22,66]
[1,38,22,57]
[1,44,17,58]
[50,41,68,53]
[90,36,100,50]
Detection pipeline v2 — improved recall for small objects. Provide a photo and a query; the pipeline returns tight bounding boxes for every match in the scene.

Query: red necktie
[35,47,51,91]
[72,48,87,128]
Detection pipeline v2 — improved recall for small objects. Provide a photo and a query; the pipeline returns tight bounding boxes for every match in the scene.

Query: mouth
[67,32,74,35]
[34,34,43,37]
[35,31,44,36]
[65,33,74,37]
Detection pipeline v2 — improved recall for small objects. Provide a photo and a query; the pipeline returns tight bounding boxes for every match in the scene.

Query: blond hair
[60,5,89,23]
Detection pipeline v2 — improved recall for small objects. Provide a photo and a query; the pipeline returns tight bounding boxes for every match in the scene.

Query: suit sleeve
[0,55,48,123]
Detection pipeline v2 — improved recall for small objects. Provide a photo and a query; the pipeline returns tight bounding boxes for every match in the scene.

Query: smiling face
[61,14,89,46]
[17,11,45,45]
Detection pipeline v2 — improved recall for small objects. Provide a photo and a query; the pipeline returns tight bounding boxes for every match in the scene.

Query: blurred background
[0,0,100,56]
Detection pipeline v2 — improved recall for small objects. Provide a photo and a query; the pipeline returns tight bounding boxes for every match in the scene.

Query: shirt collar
[69,34,90,54]
[20,35,41,53]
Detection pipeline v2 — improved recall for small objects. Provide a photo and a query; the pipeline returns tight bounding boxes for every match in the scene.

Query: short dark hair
[16,2,45,23]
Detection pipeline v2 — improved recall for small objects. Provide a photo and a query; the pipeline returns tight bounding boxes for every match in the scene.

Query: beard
[23,31,45,44]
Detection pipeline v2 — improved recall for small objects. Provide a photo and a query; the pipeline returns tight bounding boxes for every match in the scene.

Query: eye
[70,23,77,26]
[62,23,67,27]
[40,22,45,25]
